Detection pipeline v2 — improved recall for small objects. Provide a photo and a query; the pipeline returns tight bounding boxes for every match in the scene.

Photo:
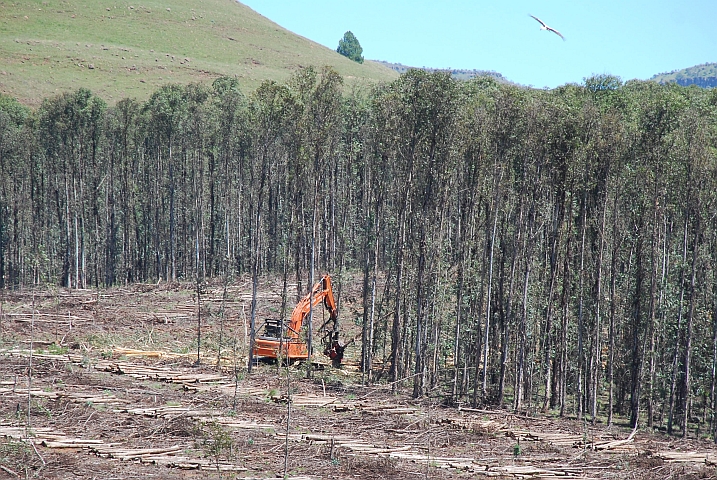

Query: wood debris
[271,393,338,407]
[656,450,717,464]
[96,360,227,385]
[0,387,127,405]
[113,347,193,359]
[0,424,246,472]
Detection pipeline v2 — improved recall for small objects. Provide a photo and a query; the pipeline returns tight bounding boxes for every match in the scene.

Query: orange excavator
[252,274,345,367]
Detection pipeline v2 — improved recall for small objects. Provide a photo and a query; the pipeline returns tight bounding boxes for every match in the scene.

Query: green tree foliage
[2,71,717,439]
[336,31,364,64]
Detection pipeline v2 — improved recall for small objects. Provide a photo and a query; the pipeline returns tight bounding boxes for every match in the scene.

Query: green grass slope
[650,63,717,88]
[0,0,398,106]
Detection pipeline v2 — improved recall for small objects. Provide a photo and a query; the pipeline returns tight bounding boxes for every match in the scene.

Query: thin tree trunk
[169,143,176,281]
[482,200,500,400]
[452,259,464,401]
[591,197,607,424]
[390,216,406,386]
[668,217,689,434]
[576,196,587,420]
[515,207,535,411]
[629,235,644,429]
[681,224,699,437]
[607,194,619,427]
[646,194,660,428]
[306,199,316,379]
[710,268,717,443]
[413,235,427,399]
[542,220,560,412]
[499,212,520,406]
[367,225,379,383]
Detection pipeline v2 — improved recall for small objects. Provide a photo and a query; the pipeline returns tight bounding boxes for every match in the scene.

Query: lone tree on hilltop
[337,31,364,64]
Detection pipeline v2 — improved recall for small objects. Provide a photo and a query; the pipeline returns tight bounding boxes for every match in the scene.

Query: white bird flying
[529,15,565,41]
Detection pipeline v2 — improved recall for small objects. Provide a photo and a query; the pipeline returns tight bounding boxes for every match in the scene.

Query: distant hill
[650,63,717,88]
[0,0,398,106]
[375,61,513,83]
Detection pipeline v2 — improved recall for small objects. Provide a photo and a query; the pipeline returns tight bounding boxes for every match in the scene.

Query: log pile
[189,383,268,397]
[656,451,717,465]
[119,405,216,419]
[89,444,247,471]
[0,424,247,472]
[5,312,91,325]
[1,424,116,450]
[0,386,127,406]
[95,360,226,385]
[439,416,508,434]
[292,431,591,478]
[116,404,276,432]
[482,464,591,478]
[1,348,84,363]
[443,412,638,456]
[271,393,339,407]
[360,404,419,415]
[112,347,193,360]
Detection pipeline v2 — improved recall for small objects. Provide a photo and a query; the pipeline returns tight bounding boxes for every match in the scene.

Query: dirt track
[2,283,717,479]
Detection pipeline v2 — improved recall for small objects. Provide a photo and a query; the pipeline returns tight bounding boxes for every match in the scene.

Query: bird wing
[547,26,565,40]
[529,14,547,28]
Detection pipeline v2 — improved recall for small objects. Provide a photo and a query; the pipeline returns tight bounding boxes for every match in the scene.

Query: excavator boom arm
[286,275,337,338]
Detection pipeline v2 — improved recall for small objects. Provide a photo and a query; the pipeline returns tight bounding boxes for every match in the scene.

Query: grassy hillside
[0,0,398,106]
[650,62,717,88]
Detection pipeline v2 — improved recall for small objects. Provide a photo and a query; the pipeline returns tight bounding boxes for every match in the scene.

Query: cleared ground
[1,280,716,479]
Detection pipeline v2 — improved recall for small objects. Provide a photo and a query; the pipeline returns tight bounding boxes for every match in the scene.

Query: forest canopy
[2,69,717,437]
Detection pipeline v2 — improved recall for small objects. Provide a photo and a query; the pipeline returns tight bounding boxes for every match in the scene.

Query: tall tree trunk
[169,143,176,281]
[367,223,380,383]
[607,194,619,427]
[390,214,406,386]
[413,234,427,399]
[542,213,561,412]
[499,205,521,406]
[629,234,644,429]
[646,194,661,428]
[515,206,535,411]
[482,197,500,400]
[668,217,689,434]
[576,195,587,420]
[591,197,607,424]
[711,272,717,442]
[681,223,699,437]
[452,257,464,401]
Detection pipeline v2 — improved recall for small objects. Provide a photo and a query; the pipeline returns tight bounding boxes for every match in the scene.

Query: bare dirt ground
[1,279,717,479]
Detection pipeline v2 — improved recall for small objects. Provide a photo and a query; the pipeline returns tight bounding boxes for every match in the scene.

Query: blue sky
[240,0,717,88]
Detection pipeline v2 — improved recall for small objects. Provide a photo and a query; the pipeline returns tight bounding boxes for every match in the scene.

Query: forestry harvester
[252,274,345,367]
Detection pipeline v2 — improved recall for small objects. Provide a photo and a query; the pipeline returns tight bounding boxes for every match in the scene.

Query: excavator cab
[260,319,284,339]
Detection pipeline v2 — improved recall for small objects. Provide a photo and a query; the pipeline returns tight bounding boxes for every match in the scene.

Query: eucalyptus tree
[103,98,141,284]
[373,70,459,396]
[142,84,187,281]
[210,77,249,277]
[619,81,686,429]
[246,78,295,371]
[581,75,627,423]
[37,89,106,288]
[671,99,713,437]
[453,79,528,405]
[0,95,31,287]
